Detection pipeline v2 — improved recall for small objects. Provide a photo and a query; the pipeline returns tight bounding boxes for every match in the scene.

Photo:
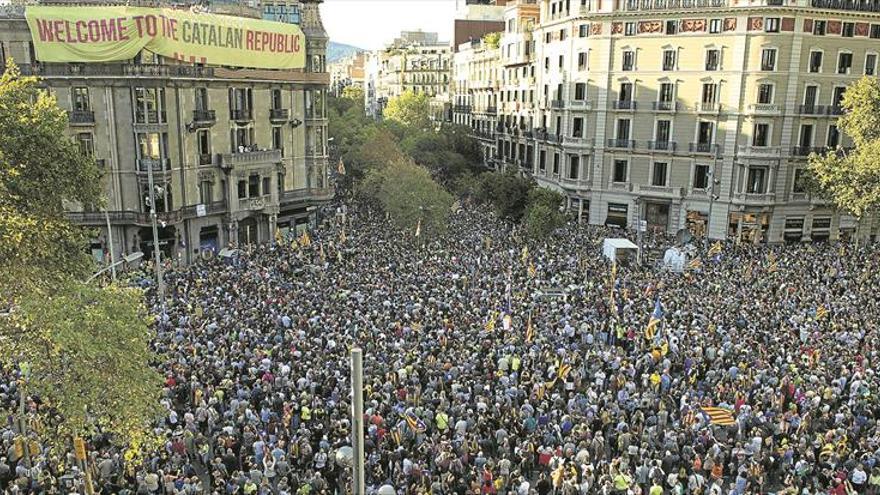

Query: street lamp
[85,252,144,284]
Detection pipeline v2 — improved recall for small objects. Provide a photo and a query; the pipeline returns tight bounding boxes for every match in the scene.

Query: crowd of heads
[3,198,880,495]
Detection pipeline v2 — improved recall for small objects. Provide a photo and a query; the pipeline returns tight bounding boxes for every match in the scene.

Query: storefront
[728,212,770,244]
[606,203,629,228]
[810,216,831,242]
[783,217,805,244]
[644,201,670,232]
[138,225,177,259]
[686,211,708,238]
[199,225,220,253]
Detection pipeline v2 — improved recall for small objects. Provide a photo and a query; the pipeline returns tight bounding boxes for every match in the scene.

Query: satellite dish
[674,228,693,246]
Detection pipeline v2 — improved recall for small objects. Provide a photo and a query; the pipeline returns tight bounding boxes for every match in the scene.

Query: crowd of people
[3,197,880,495]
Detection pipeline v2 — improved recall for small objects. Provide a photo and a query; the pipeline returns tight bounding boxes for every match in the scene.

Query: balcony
[281,187,335,203]
[564,137,595,148]
[134,110,167,125]
[647,141,677,152]
[305,145,328,157]
[622,0,727,10]
[570,100,593,110]
[733,192,776,204]
[192,109,217,127]
[137,158,171,172]
[69,109,95,126]
[635,184,684,198]
[613,100,637,110]
[198,153,213,166]
[237,196,272,212]
[810,0,880,12]
[792,146,831,157]
[453,105,472,114]
[689,143,719,155]
[738,145,782,157]
[305,111,327,123]
[798,104,828,116]
[828,105,845,115]
[551,100,566,110]
[747,103,783,115]
[66,201,228,226]
[270,108,290,122]
[652,101,679,112]
[607,139,636,149]
[230,109,253,122]
[486,106,498,115]
[218,149,282,169]
[696,102,722,114]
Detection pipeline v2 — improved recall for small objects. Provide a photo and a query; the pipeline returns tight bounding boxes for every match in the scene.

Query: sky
[322,0,456,50]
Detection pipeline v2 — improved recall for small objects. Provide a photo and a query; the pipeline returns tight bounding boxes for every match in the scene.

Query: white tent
[663,247,687,273]
[602,238,638,263]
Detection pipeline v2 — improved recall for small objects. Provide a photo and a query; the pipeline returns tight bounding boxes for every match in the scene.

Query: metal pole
[636,198,643,266]
[146,162,165,310]
[706,153,719,249]
[104,208,116,281]
[17,392,31,470]
[350,348,365,495]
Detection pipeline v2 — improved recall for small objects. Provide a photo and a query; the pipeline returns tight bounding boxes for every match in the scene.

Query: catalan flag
[527,262,537,278]
[390,428,402,446]
[484,311,499,332]
[525,313,534,343]
[708,241,723,257]
[645,297,664,341]
[700,406,736,426]
[688,257,703,270]
[403,411,427,433]
[557,362,572,381]
[768,261,778,273]
[274,227,283,245]
[299,230,311,248]
[609,261,618,309]
[816,305,829,320]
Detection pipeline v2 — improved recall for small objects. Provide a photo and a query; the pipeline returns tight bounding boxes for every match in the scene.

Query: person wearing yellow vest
[613,470,633,494]
[300,404,311,421]
[435,410,449,431]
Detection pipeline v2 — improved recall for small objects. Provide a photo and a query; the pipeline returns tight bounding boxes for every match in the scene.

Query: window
[833,86,846,107]
[553,153,560,175]
[559,29,566,40]
[72,87,90,111]
[761,49,777,71]
[545,32,551,43]
[199,180,212,204]
[134,87,165,123]
[665,20,677,35]
[271,89,282,110]
[625,22,636,36]
[838,52,853,74]
[248,174,260,197]
[622,50,635,71]
[693,164,710,189]
[799,124,813,147]
[76,132,94,156]
[709,19,722,33]
[229,87,253,118]
[197,129,210,164]
[758,84,774,104]
[619,82,633,102]
[578,52,588,70]
[809,51,823,72]
[272,126,283,151]
[616,119,631,140]
[658,83,674,103]
[574,83,586,100]
[237,180,247,199]
[137,132,163,159]
[613,160,628,182]
[572,117,584,137]
[793,168,807,193]
[262,177,271,196]
[827,124,840,147]
[698,121,714,144]
[195,87,209,111]
[569,155,580,180]
[842,22,854,37]
[872,24,880,39]
[655,120,671,143]
[558,55,564,68]
[765,18,780,33]
[702,83,718,104]
[752,123,770,147]
[539,150,546,172]
[579,24,589,37]
[746,167,767,193]
[866,54,877,75]
[705,49,720,71]
[804,85,818,108]
[814,20,826,35]
[652,162,668,186]
[662,50,676,71]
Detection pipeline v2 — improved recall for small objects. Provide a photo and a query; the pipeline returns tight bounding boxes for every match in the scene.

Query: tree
[383,90,431,130]
[478,171,535,221]
[0,63,162,456]
[482,32,501,49]
[346,126,408,177]
[808,76,880,237]
[360,157,454,236]
[523,187,566,239]
[341,85,364,103]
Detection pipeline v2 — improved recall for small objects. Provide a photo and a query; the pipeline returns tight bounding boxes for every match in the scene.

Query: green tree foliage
[808,77,880,223]
[360,158,454,236]
[479,171,535,221]
[0,63,162,455]
[383,90,431,130]
[482,32,501,49]
[523,187,566,239]
[346,126,408,177]
[341,85,364,103]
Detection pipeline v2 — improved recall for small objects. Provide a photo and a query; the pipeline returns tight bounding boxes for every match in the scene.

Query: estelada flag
[525,313,534,343]
[700,406,736,426]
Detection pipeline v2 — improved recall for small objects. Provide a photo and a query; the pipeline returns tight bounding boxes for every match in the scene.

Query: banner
[25,6,305,69]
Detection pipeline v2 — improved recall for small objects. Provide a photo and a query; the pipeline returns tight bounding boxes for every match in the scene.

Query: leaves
[523,187,566,239]
[478,171,535,221]
[383,90,432,130]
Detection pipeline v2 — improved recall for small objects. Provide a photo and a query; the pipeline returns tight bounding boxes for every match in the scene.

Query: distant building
[329,52,366,96]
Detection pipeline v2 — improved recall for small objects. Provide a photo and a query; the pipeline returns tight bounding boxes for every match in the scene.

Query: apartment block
[458,0,880,243]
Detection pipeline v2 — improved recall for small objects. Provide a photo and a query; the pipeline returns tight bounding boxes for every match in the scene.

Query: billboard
[25,6,305,69]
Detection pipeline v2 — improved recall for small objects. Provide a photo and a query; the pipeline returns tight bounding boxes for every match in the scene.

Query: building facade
[452,39,502,163]
[363,31,452,120]
[0,0,332,264]
[469,0,880,243]
[329,51,366,96]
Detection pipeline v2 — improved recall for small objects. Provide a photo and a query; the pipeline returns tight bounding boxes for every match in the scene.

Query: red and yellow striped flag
[700,406,736,426]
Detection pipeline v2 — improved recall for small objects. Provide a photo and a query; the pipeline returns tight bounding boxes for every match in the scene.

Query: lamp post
[146,162,166,311]
[350,348,365,495]
[85,252,144,284]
